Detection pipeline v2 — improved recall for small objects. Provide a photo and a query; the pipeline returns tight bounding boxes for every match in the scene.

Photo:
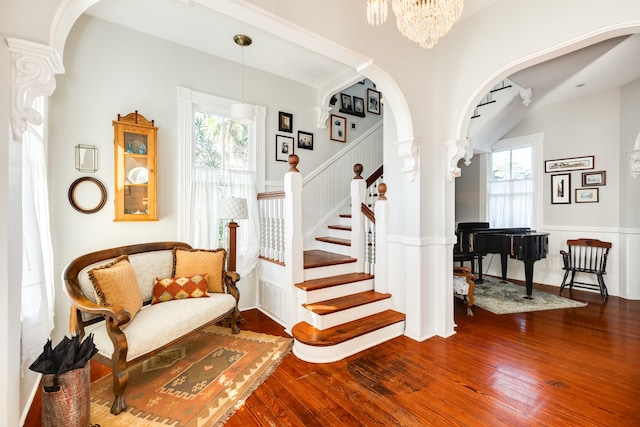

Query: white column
[283,156,304,334]
[375,183,388,293]
[351,171,366,272]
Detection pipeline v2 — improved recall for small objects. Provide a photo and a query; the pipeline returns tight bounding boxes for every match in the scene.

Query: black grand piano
[454,222,549,298]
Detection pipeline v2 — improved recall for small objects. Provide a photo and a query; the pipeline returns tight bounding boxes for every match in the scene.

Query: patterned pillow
[151,274,210,304]
[172,247,226,293]
[88,255,142,328]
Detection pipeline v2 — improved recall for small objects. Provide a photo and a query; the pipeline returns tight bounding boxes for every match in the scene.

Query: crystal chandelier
[367,0,388,26]
[366,0,464,49]
[392,0,464,49]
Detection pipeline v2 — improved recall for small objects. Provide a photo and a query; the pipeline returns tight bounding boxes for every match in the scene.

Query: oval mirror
[68,177,107,214]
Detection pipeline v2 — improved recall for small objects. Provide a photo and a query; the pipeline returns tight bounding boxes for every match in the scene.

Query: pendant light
[230,34,255,124]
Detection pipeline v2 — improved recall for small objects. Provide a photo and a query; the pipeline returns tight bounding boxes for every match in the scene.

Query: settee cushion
[84,293,237,362]
[173,247,226,293]
[88,255,143,327]
[151,274,210,304]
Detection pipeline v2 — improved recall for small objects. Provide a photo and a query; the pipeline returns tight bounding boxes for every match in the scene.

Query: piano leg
[500,253,509,280]
[523,260,536,299]
[476,255,485,284]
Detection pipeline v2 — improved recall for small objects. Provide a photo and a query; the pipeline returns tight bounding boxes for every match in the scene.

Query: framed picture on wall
[582,170,606,186]
[544,155,594,173]
[297,131,313,150]
[278,111,293,133]
[330,114,347,142]
[275,134,294,162]
[551,173,571,204]
[367,88,381,114]
[353,96,365,114]
[576,187,599,203]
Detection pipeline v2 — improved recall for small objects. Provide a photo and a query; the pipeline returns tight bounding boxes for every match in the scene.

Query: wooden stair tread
[315,236,351,246]
[302,291,391,315]
[292,310,405,346]
[328,225,351,231]
[303,250,356,269]
[295,272,374,291]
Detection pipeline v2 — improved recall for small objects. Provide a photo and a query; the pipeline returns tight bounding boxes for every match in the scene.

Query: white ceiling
[86,0,640,150]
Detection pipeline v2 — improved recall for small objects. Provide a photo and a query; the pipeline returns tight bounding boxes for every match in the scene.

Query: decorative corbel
[445,139,470,181]
[393,138,420,182]
[520,88,533,107]
[629,130,640,178]
[7,38,64,142]
[314,105,333,129]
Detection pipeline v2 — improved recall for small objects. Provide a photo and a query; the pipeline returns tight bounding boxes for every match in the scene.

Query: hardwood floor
[25,282,640,426]
[228,283,640,426]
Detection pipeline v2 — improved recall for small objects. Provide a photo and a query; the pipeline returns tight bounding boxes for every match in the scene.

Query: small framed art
[340,93,352,112]
[582,170,606,186]
[276,134,294,162]
[330,114,347,142]
[353,96,365,115]
[551,173,571,204]
[544,155,594,173]
[278,111,293,133]
[367,88,381,114]
[298,131,313,150]
[576,188,599,203]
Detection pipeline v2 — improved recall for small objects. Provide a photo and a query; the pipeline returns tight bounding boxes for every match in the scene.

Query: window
[178,87,264,277]
[194,111,250,171]
[485,134,543,229]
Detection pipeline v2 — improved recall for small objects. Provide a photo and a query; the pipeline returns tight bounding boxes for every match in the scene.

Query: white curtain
[189,167,260,278]
[487,178,534,228]
[20,100,55,373]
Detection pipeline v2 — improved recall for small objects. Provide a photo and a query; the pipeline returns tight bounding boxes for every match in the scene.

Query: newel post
[351,164,366,272]
[375,183,388,293]
[284,154,304,333]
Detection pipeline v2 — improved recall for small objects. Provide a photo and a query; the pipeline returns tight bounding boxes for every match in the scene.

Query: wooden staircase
[291,215,405,363]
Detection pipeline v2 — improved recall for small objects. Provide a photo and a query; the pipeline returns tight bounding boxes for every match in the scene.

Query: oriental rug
[470,277,588,315]
[90,325,292,427]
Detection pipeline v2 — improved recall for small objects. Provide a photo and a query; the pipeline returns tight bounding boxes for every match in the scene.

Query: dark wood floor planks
[227,282,640,427]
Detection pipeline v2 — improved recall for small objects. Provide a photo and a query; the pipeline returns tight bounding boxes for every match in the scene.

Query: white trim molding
[445,138,470,181]
[7,38,64,142]
[394,138,420,181]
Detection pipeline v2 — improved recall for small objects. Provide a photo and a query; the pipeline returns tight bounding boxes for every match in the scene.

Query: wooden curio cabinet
[113,111,158,221]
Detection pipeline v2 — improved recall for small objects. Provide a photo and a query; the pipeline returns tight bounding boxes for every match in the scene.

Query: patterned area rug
[90,325,292,426]
[472,277,588,315]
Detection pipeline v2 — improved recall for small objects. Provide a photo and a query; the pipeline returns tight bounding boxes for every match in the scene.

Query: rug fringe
[214,340,294,427]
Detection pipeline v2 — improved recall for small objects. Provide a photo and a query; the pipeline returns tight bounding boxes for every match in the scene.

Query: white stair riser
[305,299,391,330]
[303,262,357,280]
[292,321,405,363]
[328,228,351,239]
[339,217,352,227]
[297,278,374,304]
[316,241,351,256]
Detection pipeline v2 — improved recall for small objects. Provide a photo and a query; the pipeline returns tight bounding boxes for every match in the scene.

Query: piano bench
[453,266,475,316]
[559,238,612,302]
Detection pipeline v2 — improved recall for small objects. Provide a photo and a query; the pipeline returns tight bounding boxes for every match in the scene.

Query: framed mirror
[75,144,98,173]
[68,177,107,214]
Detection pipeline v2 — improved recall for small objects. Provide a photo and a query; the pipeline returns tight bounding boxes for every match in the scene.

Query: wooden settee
[63,241,240,415]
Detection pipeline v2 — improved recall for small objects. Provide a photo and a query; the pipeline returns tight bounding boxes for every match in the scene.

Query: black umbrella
[29,334,98,392]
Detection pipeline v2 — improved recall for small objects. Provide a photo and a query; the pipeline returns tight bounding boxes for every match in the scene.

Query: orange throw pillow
[88,255,142,328]
[172,247,226,293]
